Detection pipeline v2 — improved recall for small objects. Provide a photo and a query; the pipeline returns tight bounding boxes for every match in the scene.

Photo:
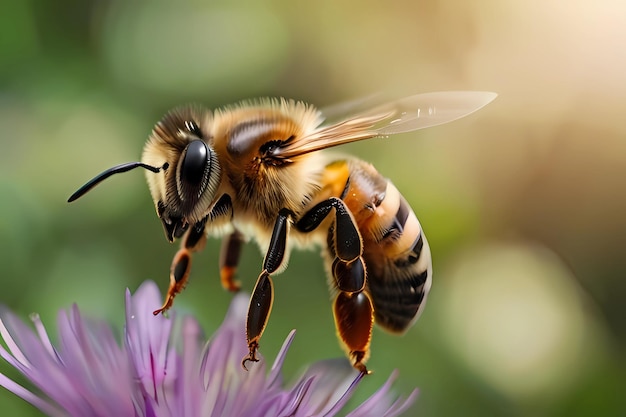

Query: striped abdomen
[324,158,432,333]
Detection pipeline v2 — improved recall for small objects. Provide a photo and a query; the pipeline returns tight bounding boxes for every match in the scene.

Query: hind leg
[296,197,373,374]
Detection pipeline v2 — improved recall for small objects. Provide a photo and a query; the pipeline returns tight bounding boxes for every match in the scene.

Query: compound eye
[181,140,209,187]
[174,137,221,217]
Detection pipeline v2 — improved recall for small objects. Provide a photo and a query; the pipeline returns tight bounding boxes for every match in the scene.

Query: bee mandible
[69,91,496,373]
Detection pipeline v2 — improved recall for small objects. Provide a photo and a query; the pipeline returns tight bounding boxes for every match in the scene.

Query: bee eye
[181,140,209,186]
[176,139,221,208]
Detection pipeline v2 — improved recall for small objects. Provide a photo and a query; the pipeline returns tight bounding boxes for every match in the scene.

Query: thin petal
[292,358,361,417]
[125,282,174,386]
[1,305,136,417]
[0,373,65,417]
[382,389,419,417]
[200,293,271,417]
[277,375,316,416]
[0,314,32,370]
[0,308,40,367]
[320,372,365,417]
[30,313,61,361]
[0,310,86,413]
[266,330,296,388]
[346,370,418,417]
[55,306,135,416]
[125,281,178,416]
[176,316,205,417]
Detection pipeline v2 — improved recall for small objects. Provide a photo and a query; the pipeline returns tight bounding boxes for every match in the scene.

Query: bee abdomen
[359,178,432,333]
[322,158,432,333]
[365,232,432,333]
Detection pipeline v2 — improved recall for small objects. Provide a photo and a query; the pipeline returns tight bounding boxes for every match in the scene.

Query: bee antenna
[68,162,169,203]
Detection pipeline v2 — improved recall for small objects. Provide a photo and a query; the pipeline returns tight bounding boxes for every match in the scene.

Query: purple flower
[0,281,417,416]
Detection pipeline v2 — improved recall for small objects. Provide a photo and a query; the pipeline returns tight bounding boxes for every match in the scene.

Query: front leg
[154,194,233,315]
[242,208,292,370]
[153,216,207,315]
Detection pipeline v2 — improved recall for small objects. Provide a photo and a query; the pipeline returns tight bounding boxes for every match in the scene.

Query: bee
[69,91,496,373]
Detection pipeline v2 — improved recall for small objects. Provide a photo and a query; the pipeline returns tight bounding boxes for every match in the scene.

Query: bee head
[142,107,221,242]
[68,106,222,243]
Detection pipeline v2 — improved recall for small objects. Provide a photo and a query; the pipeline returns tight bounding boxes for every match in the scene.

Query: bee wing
[318,93,384,124]
[276,91,497,159]
[372,91,497,134]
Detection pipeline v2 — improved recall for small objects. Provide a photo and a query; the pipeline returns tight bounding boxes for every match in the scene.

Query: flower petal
[125,281,180,416]
[53,306,135,416]
[199,293,272,417]
[0,282,418,417]
[266,329,296,388]
[290,358,362,417]
[346,370,419,417]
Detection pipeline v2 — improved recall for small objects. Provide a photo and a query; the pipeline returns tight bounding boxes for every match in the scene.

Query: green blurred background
[1,1,625,416]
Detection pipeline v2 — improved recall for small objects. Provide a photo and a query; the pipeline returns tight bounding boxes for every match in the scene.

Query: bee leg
[333,288,374,375]
[242,270,273,370]
[153,218,208,315]
[296,197,361,262]
[331,246,373,374]
[219,229,245,292]
[242,209,292,370]
[295,198,372,373]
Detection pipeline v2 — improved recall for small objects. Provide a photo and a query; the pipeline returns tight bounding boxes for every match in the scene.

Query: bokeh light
[438,242,606,401]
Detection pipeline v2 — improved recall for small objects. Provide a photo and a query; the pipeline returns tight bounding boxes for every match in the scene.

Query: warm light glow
[437,242,606,399]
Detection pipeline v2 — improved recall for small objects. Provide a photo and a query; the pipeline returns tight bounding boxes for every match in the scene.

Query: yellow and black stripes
[326,159,432,334]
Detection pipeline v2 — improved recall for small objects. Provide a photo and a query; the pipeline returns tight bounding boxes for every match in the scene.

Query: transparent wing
[318,93,383,124]
[274,91,497,159]
[372,91,497,134]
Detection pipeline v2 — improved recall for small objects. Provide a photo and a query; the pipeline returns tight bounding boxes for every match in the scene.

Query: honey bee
[69,91,496,373]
